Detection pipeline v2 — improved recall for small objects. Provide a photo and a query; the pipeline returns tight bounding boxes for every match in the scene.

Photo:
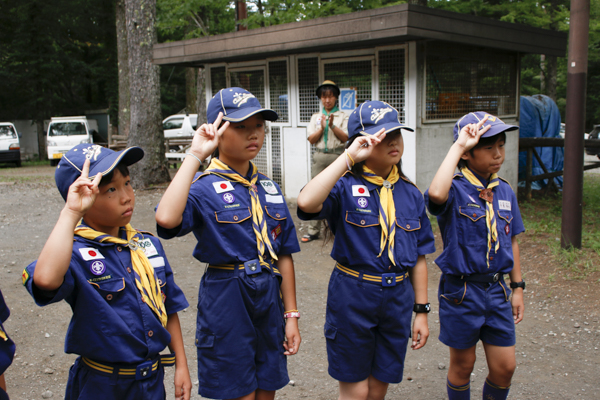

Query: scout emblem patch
[260,180,279,195]
[357,197,369,208]
[352,185,370,197]
[271,224,282,241]
[79,248,105,261]
[90,260,106,276]
[213,181,234,193]
[138,238,159,258]
[222,193,236,204]
[22,268,30,286]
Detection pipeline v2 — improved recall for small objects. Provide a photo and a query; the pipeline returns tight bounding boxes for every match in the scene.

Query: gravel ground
[0,164,598,399]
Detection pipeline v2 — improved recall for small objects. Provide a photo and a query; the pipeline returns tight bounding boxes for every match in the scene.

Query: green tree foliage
[0,0,117,123]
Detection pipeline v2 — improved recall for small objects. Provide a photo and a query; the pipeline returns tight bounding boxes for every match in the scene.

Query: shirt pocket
[214,207,252,224]
[89,277,132,336]
[214,208,252,246]
[264,206,288,248]
[344,211,380,258]
[458,206,487,246]
[497,210,513,248]
[394,217,421,266]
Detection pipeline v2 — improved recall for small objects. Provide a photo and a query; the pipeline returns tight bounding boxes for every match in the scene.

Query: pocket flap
[196,330,215,348]
[459,206,486,222]
[265,206,287,221]
[497,210,513,224]
[214,207,251,224]
[345,211,379,227]
[395,217,421,232]
[324,322,337,340]
[90,277,126,299]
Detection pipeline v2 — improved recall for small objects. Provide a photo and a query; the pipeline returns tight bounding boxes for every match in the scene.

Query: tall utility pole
[561,0,590,249]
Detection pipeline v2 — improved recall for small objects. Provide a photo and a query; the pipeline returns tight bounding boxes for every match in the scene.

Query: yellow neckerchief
[206,158,278,264]
[74,223,168,327]
[361,165,400,266]
[0,327,6,341]
[460,167,500,268]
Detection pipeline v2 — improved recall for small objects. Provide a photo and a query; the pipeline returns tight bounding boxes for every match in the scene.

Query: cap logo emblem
[83,145,102,161]
[233,92,255,107]
[484,114,497,122]
[371,108,393,124]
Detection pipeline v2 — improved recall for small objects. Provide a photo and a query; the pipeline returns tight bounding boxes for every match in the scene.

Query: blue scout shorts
[65,357,166,400]
[195,266,288,399]
[324,267,415,384]
[438,274,516,349]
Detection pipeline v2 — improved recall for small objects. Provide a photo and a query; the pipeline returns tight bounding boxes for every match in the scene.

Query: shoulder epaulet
[341,170,354,178]
[136,230,155,237]
[498,176,513,190]
[257,172,273,180]
[192,171,211,184]
[400,175,422,194]
[452,172,463,179]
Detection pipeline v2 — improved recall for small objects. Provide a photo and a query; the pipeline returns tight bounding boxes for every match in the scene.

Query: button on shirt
[23,229,188,364]
[424,172,525,276]
[298,173,436,273]
[157,172,300,265]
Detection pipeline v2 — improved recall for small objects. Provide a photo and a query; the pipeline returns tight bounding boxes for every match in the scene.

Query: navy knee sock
[482,378,510,400]
[447,378,470,400]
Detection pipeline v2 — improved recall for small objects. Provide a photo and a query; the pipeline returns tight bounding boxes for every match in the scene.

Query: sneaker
[301,234,319,243]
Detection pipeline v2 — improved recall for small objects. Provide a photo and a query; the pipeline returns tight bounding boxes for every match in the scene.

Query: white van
[0,122,21,167]
[163,114,198,139]
[47,117,98,166]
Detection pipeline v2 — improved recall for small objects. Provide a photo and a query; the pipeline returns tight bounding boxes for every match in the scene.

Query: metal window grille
[229,70,265,105]
[253,124,270,179]
[269,61,288,123]
[324,60,372,106]
[378,49,406,122]
[425,42,517,120]
[210,67,226,96]
[269,126,282,186]
[298,57,320,123]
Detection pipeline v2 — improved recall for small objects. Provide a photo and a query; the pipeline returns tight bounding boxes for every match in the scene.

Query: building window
[269,60,289,123]
[378,48,406,122]
[324,59,372,107]
[210,66,226,96]
[298,57,320,123]
[425,42,517,121]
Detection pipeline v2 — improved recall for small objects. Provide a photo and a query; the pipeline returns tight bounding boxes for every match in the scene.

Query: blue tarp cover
[518,94,564,188]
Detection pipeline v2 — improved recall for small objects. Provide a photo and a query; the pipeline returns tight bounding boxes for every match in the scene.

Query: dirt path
[0,165,598,399]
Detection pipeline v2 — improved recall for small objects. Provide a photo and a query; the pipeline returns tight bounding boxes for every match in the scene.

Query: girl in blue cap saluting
[156,88,301,400]
[297,100,435,400]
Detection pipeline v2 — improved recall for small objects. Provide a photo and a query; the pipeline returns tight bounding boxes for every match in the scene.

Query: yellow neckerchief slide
[361,165,400,266]
[460,167,500,268]
[206,158,278,265]
[74,223,168,327]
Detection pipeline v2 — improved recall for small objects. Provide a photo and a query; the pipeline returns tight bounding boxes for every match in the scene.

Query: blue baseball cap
[207,87,278,124]
[454,111,518,141]
[348,100,414,140]
[55,144,144,201]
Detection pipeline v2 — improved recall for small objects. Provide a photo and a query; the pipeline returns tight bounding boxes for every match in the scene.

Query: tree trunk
[116,0,130,137]
[124,0,170,187]
[196,67,206,124]
[545,55,558,101]
[36,120,46,161]
[185,67,197,114]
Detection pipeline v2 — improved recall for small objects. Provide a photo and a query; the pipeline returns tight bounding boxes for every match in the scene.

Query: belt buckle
[135,360,153,380]
[382,273,396,287]
[492,273,500,282]
[244,259,262,275]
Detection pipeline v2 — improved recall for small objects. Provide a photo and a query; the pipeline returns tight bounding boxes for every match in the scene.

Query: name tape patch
[265,194,284,204]
[498,200,511,211]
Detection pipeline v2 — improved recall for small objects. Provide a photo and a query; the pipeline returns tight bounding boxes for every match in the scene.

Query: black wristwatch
[509,281,526,290]
[413,303,431,313]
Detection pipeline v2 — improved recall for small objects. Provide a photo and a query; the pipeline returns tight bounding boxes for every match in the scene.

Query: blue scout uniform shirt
[23,226,188,364]
[0,289,15,377]
[424,169,525,276]
[298,172,436,273]
[157,171,300,264]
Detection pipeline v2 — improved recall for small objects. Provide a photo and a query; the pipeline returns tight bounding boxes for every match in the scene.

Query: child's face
[84,168,135,236]
[462,137,505,179]
[365,131,404,173]
[218,114,265,166]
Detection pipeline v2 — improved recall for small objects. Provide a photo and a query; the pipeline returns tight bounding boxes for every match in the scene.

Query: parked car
[163,114,197,139]
[0,122,21,167]
[46,116,99,166]
[585,124,600,158]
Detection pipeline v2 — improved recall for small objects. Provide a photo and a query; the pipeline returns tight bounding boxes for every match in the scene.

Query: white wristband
[186,153,203,164]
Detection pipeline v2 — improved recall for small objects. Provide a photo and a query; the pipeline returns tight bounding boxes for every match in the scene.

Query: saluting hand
[456,115,491,152]
[65,159,101,218]
[190,112,230,161]
[346,128,386,164]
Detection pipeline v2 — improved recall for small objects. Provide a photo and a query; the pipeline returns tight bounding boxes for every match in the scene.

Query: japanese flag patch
[79,248,105,261]
[138,238,158,258]
[352,185,370,197]
[213,181,234,193]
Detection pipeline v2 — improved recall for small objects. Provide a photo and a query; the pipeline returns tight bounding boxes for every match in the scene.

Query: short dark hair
[99,163,130,186]
[316,86,338,99]
[457,132,506,170]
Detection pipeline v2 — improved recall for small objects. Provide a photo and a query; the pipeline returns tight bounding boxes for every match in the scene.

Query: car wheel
[50,159,59,166]
[15,160,21,167]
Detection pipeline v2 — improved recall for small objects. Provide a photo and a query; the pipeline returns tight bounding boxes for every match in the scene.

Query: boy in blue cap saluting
[23,144,191,400]
[298,100,435,400]
[426,112,525,400]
